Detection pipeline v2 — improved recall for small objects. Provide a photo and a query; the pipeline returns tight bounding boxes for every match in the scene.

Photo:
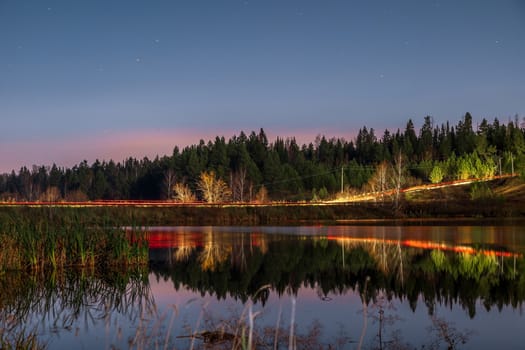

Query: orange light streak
[327,236,521,258]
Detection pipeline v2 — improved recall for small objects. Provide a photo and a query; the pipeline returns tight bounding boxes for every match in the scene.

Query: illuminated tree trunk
[392,152,405,210]
[231,166,247,202]
[163,169,176,199]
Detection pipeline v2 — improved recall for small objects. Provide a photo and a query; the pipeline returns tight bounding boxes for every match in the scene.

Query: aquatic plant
[0,327,45,350]
[0,266,151,350]
[0,208,148,272]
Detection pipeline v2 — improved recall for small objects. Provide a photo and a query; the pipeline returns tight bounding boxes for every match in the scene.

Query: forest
[1,113,524,202]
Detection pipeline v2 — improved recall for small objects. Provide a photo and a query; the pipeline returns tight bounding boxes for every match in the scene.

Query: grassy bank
[1,195,523,231]
[0,203,397,228]
[402,177,525,218]
[0,208,148,272]
[0,178,523,272]
[2,178,524,226]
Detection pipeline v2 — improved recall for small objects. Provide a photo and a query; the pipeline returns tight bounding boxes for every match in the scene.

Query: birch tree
[198,171,231,203]
[392,152,406,209]
[173,182,196,202]
[163,169,176,199]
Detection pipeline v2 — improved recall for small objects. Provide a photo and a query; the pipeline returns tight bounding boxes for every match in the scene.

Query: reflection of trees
[199,229,231,271]
[0,268,155,341]
[431,249,500,280]
[357,290,473,350]
[152,235,525,316]
[354,239,408,287]
[156,230,270,274]
[175,246,195,262]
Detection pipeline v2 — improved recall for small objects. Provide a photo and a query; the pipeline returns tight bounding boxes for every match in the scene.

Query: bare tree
[173,182,196,202]
[65,189,89,202]
[198,171,231,203]
[39,186,62,202]
[427,316,473,350]
[231,166,248,202]
[368,161,390,198]
[255,185,269,203]
[391,152,406,209]
[163,169,176,200]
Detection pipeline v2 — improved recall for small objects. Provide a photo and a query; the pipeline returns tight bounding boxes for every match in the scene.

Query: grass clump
[0,208,148,272]
[470,182,494,200]
[0,327,45,350]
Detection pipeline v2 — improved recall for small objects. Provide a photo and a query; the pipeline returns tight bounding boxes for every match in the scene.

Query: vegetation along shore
[1,114,524,204]
[1,113,525,272]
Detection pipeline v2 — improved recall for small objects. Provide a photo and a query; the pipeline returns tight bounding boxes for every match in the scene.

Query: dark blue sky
[1,0,524,172]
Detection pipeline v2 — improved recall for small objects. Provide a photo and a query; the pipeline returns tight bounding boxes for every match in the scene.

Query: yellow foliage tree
[172,182,196,202]
[197,171,231,203]
[367,161,390,193]
[255,185,269,203]
[39,186,62,202]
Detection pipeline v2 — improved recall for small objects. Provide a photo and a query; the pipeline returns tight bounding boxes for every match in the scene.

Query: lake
[1,224,525,349]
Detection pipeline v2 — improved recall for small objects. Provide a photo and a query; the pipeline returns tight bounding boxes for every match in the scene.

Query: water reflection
[1,225,524,349]
[148,226,525,317]
[146,225,525,349]
[0,268,155,349]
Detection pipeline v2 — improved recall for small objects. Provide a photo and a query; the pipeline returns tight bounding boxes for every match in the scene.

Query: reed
[0,327,45,350]
[0,266,152,350]
[0,208,149,272]
[131,292,338,350]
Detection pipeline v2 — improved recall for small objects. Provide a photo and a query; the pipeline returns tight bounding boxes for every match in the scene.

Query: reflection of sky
[24,276,525,349]
[148,277,525,349]
[31,278,524,349]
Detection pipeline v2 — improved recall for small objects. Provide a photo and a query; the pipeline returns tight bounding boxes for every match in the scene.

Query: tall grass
[0,327,44,350]
[0,208,148,272]
[130,291,347,350]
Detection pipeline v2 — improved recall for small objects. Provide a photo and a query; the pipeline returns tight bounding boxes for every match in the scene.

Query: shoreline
[1,200,524,226]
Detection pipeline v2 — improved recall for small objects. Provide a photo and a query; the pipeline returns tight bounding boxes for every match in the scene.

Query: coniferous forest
[1,113,524,202]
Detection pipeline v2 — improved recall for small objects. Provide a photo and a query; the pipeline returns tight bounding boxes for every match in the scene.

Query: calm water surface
[2,225,525,349]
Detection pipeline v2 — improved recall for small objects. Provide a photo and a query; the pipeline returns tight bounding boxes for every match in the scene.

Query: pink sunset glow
[0,127,357,174]
[0,129,212,173]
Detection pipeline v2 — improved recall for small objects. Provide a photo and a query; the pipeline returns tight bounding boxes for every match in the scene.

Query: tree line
[1,112,523,202]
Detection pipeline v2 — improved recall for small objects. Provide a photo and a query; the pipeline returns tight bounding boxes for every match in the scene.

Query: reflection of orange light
[147,231,203,249]
[250,233,262,247]
[327,236,521,258]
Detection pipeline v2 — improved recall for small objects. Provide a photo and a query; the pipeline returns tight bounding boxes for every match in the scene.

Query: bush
[429,165,444,184]
[470,182,493,200]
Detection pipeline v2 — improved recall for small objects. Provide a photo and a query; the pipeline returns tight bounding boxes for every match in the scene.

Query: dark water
[2,225,525,349]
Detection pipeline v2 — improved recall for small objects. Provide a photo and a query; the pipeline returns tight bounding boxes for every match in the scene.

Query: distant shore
[1,177,524,225]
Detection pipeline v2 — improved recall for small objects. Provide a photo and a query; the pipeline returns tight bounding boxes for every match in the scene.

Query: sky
[1,0,524,173]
